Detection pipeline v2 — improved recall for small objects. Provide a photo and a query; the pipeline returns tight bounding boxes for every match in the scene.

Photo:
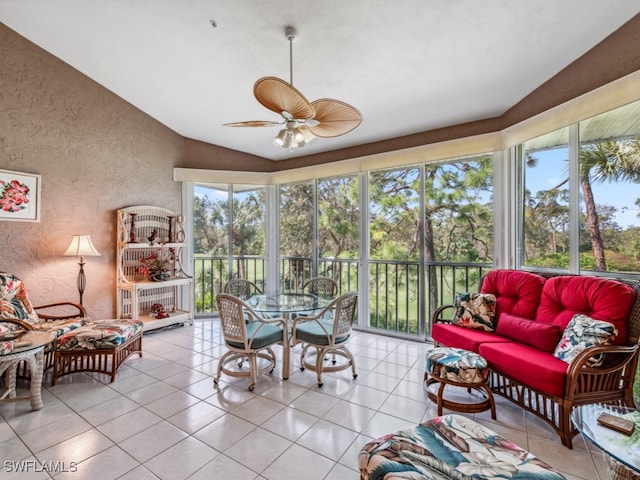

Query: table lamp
[64,234,101,305]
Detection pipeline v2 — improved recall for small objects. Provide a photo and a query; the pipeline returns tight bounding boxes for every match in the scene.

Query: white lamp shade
[64,235,101,257]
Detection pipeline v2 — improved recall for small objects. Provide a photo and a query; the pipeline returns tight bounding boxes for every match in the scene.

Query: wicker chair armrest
[564,343,639,396]
[430,304,454,328]
[246,316,289,349]
[0,317,35,331]
[291,297,340,327]
[291,315,332,346]
[34,302,87,321]
[256,316,286,326]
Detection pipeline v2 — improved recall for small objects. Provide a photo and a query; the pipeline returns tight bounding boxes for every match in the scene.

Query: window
[518,100,640,275]
[369,167,421,334]
[522,128,570,269]
[279,181,313,289]
[317,175,360,292]
[578,101,640,274]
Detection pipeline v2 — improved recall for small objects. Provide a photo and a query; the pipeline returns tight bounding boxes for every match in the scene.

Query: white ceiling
[2,1,639,161]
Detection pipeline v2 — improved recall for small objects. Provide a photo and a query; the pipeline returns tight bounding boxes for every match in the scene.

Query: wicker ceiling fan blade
[223,120,281,127]
[308,99,362,138]
[254,77,315,120]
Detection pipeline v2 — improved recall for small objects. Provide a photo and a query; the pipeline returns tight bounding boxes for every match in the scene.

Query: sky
[527,148,640,229]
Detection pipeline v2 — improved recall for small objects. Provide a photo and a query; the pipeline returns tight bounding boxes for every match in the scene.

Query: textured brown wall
[0,23,185,319]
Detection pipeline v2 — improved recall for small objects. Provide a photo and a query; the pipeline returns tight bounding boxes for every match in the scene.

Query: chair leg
[342,346,357,379]
[214,350,233,386]
[300,344,311,371]
[282,341,290,380]
[559,403,574,449]
[315,347,324,387]
[248,353,258,391]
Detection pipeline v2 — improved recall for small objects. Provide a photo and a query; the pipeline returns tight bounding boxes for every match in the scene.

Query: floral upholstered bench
[52,319,143,385]
[359,414,566,480]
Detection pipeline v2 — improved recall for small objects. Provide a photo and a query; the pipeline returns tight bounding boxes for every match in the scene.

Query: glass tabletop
[247,292,331,314]
[571,403,640,473]
[0,331,55,356]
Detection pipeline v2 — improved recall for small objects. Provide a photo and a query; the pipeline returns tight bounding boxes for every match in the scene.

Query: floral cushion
[426,347,488,384]
[553,314,617,367]
[33,318,91,338]
[359,414,566,480]
[56,319,143,351]
[0,272,39,325]
[451,292,496,332]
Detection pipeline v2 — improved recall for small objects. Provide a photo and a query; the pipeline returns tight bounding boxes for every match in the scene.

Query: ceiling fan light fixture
[273,126,310,149]
[292,127,306,143]
[273,128,288,147]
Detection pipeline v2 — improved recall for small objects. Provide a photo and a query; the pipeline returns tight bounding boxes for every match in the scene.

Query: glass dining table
[246,292,332,321]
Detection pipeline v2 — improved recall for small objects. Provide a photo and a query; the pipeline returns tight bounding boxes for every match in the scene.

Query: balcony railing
[193,255,491,339]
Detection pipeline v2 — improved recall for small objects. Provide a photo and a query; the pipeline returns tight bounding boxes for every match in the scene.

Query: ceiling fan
[224,26,362,150]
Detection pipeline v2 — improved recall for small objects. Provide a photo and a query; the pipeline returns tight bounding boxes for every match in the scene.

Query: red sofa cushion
[481,270,546,321]
[479,342,568,397]
[536,276,635,345]
[431,323,510,353]
[495,313,562,352]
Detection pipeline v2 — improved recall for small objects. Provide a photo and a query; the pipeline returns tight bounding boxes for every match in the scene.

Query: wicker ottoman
[359,414,566,480]
[52,319,143,385]
[425,347,495,419]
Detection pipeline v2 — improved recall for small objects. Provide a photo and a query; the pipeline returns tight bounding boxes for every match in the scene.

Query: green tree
[579,140,640,270]
[424,157,494,312]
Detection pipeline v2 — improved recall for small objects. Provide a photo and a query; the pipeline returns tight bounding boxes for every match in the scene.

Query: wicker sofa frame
[431,273,640,449]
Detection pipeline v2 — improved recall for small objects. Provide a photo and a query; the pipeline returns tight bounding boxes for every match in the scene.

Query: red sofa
[431,269,640,448]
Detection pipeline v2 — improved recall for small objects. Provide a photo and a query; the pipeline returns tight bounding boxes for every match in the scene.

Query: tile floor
[0,319,608,479]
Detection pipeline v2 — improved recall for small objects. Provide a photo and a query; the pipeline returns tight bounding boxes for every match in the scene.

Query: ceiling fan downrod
[285,26,296,86]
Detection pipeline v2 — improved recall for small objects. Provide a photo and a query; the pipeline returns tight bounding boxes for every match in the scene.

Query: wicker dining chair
[224,279,263,300]
[215,293,289,391]
[303,276,339,299]
[291,291,358,387]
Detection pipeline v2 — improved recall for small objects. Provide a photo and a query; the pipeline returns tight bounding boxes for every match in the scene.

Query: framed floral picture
[0,169,42,222]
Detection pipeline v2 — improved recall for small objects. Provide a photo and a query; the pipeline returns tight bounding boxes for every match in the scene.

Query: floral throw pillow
[553,314,617,367]
[451,292,497,332]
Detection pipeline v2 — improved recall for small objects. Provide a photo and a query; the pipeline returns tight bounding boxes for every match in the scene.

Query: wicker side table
[0,331,54,410]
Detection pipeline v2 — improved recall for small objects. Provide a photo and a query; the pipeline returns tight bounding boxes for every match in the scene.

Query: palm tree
[579,139,640,270]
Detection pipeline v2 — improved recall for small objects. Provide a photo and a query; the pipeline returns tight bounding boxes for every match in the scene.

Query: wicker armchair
[215,293,289,391]
[292,291,358,387]
[0,272,87,371]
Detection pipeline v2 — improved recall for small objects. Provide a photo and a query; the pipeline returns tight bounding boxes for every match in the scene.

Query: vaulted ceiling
[2,1,639,161]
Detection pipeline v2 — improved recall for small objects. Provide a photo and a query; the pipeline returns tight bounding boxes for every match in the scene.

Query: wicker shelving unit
[116,205,193,332]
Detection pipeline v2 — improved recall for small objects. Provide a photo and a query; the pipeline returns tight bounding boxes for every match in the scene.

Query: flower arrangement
[0,179,30,213]
[139,248,174,281]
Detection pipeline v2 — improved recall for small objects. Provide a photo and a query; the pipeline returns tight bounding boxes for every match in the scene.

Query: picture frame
[0,169,42,222]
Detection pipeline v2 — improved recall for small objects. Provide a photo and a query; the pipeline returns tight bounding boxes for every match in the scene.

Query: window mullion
[568,123,580,274]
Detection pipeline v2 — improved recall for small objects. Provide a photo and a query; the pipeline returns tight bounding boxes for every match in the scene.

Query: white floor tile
[0,320,603,480]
